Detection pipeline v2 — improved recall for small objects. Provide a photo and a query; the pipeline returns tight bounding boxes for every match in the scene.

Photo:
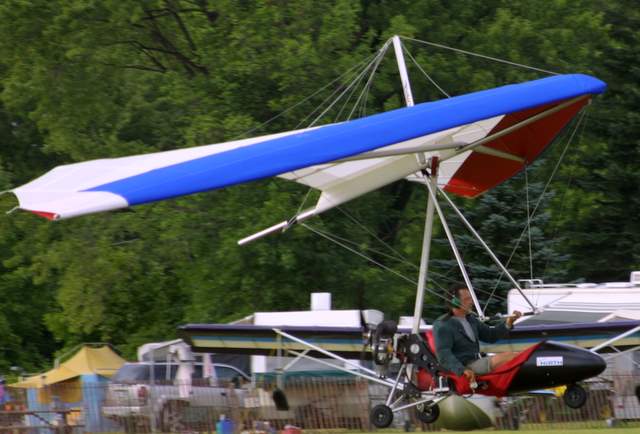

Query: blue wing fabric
[89,74,605,206]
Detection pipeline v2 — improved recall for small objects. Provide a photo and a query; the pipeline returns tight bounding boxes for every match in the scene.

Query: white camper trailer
[233,292,378,375]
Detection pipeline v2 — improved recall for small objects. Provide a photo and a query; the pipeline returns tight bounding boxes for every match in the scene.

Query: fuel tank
[508,340,606,393]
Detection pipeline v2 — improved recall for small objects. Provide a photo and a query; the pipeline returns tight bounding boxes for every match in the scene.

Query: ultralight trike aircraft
[7,36,609,427]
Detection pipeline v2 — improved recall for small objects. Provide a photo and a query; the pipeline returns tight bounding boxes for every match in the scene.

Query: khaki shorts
[466,356,492,375]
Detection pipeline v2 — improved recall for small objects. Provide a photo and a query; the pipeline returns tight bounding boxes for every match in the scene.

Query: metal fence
[1,375,639,433]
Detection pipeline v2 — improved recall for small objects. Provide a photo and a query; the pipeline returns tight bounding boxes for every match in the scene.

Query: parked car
[103,357,250,432]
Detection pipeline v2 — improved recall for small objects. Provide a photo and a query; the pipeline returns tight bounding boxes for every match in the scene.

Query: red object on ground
[418,330,542,397]
[282,425,302,434]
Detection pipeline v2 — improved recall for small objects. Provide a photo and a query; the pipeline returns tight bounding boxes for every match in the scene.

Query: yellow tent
[10,345,126,403]
[12,345,125,388]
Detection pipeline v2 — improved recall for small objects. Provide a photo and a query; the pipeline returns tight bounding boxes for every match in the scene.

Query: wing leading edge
[11,74,605,220]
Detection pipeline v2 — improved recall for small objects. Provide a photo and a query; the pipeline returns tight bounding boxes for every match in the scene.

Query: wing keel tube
[237,208,316,245]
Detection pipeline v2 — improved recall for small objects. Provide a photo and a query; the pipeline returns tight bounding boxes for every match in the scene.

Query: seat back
[416,330,440,390]
[425,330,437,356]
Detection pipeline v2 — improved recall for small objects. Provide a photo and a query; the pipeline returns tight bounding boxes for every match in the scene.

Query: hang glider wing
[10,74,605,221]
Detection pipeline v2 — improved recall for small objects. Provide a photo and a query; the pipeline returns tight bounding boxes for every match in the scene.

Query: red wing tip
[28,210,60,220]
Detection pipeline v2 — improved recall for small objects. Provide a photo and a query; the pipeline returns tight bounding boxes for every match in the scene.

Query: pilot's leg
[466,357,492,375]
[489,352,519,370]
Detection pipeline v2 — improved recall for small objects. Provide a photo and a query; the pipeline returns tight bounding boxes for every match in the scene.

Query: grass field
[429,429,635,434]
[336,426,640,434]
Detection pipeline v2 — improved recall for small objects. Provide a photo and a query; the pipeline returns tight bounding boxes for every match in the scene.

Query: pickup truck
[103,356,250,432]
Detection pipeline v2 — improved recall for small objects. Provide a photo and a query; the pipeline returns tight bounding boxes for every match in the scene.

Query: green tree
[554,0,640,281]
[0,0,631,369]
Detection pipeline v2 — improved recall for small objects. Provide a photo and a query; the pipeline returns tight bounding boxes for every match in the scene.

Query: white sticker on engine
[536,356,564,367]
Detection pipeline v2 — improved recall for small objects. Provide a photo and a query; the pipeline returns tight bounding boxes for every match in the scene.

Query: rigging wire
[345,42,392,121]
[336,205,411,265]
[307,221,416,268]
[402,45,451,98]
[303,220,507,302]
[333,56,381,123]
[302,222,457,307]
[342,42,390,120]
[289,46,391,216]
[541,110,591,277]
[307,43,391,128]
[235,51,381,140]
[302,223,416,285]
[525,164,534,280]
[485,109,588,302]
[401,36,560,76]
[294,187,314,216]
[295,52,382,129]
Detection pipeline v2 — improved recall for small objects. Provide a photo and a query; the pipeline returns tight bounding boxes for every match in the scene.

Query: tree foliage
[0,0,635,370]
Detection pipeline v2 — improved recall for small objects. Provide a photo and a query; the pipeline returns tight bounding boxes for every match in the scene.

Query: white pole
[392,35,415,107]
[412,170,438,334]
[590,325,640,353]
[392,35,431,334]
[274,329,381,378]
[425,178,484,319]
[437,187,538,312]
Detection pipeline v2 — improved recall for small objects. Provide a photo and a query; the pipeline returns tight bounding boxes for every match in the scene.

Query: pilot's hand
[463,368,476,384]
[506,311,522,328]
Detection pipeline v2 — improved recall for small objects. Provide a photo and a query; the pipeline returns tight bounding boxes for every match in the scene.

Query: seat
[417,330,541,396]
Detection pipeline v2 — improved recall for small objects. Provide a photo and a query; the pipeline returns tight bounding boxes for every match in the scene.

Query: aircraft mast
[392,35,435,334]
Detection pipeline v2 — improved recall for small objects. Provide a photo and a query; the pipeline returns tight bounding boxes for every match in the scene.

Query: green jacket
[433,313,510,376]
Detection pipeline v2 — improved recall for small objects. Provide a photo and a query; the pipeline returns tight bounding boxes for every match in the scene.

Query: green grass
[332,427,640,434]
[472,430,633,434]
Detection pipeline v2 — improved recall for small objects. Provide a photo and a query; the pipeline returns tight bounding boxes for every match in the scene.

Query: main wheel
[416,402,440,424]
[370,404,393,428]
[563,384,587,409]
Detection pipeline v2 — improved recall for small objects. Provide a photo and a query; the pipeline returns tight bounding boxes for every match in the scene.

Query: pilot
[433,284,522,385]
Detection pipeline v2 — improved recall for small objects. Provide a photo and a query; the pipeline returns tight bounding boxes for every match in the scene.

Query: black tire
[370,404,394,428]
[416,402,440,424]
[563,384,588,409]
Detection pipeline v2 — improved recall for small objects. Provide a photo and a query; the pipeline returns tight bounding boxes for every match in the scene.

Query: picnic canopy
[11,345,125,389]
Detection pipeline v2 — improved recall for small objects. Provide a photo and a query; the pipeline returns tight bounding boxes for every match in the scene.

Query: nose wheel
[371,404,394,428]
[563,384,587,409]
